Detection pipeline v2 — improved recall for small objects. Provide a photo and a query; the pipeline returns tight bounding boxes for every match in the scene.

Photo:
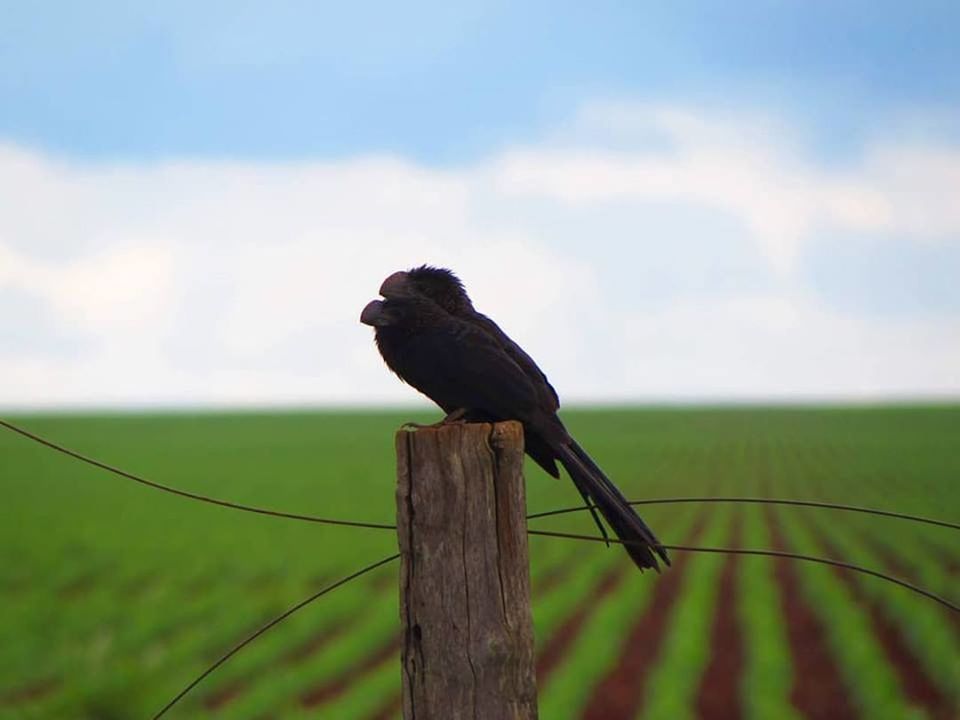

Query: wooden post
[396,421,539,720]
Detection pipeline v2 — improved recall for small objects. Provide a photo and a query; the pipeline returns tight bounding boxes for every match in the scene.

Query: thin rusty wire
[527,528,960,613]
[0,418,393,531]
[528,497,960,531]
[6,417,956,714]
[153,526,959,715]
[4,418,958,533]
[152,552,400,719]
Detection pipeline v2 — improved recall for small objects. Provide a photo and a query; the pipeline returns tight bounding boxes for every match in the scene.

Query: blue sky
[1,3,958,406]
[4,2,959,162]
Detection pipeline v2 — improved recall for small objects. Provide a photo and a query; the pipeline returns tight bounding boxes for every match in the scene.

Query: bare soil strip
[370,570,395,592]
[532,559,579,600]
[1,678,59,708]
[860,532,960,635]
[764,507,857,720]
[300,636,399,707]
[281,620,354,666]
[694,513,743,720]
[922,539,960,577]
[815,531,953,718]
[202,574,399,711]
[580,512,709,720]
[535,563,627,683]
[204,678,247,711]
[365,692,403,720]
[204,616,357,710]
[58,572,102,599]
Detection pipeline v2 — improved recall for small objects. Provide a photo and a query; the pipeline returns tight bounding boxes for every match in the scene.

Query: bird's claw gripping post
[402,408,470,430]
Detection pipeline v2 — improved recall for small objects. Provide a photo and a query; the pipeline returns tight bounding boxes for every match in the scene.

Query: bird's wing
[420,322,542,422]
[471,312,561,411]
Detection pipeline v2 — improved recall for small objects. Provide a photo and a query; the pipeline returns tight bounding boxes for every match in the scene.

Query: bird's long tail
[555,440,670,572]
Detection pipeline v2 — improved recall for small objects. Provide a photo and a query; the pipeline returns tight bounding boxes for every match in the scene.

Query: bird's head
[360,293,443,329]
[379,265,473,314]
[359,299,393,327]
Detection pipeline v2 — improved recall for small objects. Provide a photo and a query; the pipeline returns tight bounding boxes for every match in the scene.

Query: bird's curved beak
[379,271,411,299]
[360,299,389,326]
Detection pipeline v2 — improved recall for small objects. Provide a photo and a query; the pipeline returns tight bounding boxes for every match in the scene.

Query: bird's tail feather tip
[556,441,671,573]
[620,535,665,573]
[607,521,671,573]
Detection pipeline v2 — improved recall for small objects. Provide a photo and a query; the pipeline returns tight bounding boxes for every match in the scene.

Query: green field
[1,406,958,719]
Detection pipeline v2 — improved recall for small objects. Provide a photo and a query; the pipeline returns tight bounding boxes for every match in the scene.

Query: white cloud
[610,294,960,399]
[0,242,177,335]
[1,102,958,407]
[495,103,960,272]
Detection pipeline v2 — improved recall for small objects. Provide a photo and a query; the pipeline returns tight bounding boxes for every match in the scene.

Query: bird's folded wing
[424,324,541,422]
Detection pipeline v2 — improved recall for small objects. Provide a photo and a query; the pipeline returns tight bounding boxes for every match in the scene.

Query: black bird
[378,266,613,545]
[360,268,669,572]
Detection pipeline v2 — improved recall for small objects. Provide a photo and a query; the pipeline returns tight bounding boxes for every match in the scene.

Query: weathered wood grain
[396,421,538,720]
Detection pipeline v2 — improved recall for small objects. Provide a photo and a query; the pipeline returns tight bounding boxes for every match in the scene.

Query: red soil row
[769,505,960,720]
[366,691,402,720]
[300,636,399,708]
[581,512,711,719]
[815,530,951,719]
[225,423,957,716]
[1,678,60,708]
[764,505,857,719]
[204,610,358,710]
[198,566,398,710]
[368,526,717,720]
[694,512,743,719]
[857,531,960,635]
[18,506,953,718]
[536,563,626,682]
[251,503,953,720]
